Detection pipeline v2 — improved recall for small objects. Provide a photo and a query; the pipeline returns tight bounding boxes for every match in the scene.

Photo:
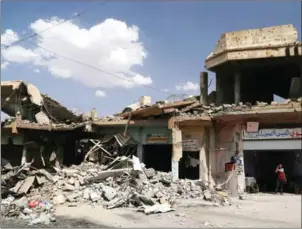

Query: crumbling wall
[213,24,298,55]
[180,128,208,182]
[213,122,235,175]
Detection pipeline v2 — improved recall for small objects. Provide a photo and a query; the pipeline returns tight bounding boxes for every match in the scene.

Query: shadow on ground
[0,216,113,228]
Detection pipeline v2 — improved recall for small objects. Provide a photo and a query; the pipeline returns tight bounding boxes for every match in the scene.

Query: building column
[208,127,215,187]
[234,70,241,104]
[171,127,182,181]
[199,127,209,183]
[21,145,27,165]
[200,71,208,105]
[216,72,222,105]
[137,127,143,162]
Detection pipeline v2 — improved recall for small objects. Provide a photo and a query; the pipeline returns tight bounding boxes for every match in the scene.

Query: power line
[4,33,171,95]
[4,1,108,49]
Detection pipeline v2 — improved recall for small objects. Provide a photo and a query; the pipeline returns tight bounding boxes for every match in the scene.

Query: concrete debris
[1,156,230,225]
[172,97,302,118]
[102,185,117,201]
[138,203,174,215]
[53,194,66,205]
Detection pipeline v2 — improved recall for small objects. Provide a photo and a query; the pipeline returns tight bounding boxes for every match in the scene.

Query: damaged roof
[1,80,83,124]
[205,24,302,70]
[94,93,302,128]
[120,99,198,119]
[1,120,87,132]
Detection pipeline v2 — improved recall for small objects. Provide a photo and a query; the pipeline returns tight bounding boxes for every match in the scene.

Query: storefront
[243,127,302,192]
[179,131,203,180]
[142,128,172,172]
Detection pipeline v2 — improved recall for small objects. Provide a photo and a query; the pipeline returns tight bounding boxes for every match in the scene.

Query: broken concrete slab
[102,185,117,201]
[203,190,212,200]
[89,191,101,202]
[18,176,35,194]
[139,203,174,215]
[53,194,66,205]
[85,168,132,184]
[35,111,50,125]
[36,176,46,185]
[144,168,156,179]
[63,183,75,191]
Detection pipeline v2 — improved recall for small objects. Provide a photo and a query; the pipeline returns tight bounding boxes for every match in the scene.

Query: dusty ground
[1,193,301,228]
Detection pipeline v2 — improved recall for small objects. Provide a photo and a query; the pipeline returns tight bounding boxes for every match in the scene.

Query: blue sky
[1,1,301,116]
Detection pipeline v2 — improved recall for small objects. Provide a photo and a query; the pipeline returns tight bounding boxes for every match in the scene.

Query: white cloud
[2,45,38,63]
[95,90,107,98]
[1,61,9,70]
[1,18,152,89]
[1,29,19,46]
[34,68,41,73]
[176,81,199,91]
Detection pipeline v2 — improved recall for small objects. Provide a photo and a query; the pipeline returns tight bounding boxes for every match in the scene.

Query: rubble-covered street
[1,156,230,226]
[2,154,301,228]
[1,193,301,228]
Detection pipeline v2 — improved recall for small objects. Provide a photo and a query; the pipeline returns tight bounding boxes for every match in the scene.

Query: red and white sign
[246,122,259,133]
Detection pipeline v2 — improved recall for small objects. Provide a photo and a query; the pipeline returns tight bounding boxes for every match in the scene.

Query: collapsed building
[1,80,90,168]
[1,24,302,204]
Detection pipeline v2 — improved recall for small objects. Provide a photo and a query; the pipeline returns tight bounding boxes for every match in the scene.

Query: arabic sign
[243,128,302,140]
[182,133,202,151]
[146,133,168,144]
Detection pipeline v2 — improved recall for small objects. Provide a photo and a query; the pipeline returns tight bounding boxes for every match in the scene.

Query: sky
[1,1,301,116]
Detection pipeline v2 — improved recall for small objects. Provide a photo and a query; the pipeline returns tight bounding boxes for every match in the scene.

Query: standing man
[275,164,287,195]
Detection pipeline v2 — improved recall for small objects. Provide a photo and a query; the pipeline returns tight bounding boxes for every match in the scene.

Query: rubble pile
[1,156,230,225]
[176,98,302,117]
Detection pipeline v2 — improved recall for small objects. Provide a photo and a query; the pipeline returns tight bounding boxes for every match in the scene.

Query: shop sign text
[146,133,168,144]
[243,128,302,140]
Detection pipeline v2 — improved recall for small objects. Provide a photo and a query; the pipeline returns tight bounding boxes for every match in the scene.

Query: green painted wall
[92,126,140,142]
[92,126,172,145]
[141,126,172,145]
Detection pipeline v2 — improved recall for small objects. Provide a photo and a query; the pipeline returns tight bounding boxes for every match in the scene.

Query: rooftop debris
[115,95,302,121]
[1,156,230,225]
[1,119,90,132]
[1,80,84,125]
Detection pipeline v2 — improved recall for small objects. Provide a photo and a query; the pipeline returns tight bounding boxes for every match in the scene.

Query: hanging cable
[4,33,171,95]
[4,1,109,49]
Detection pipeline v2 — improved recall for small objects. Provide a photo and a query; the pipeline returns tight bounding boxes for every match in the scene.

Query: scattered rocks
[53,194,66,205]
[203,190,212,200]
[144,168,156,179]
[1,156,231,225]
[102,185,117,201]
[89,191,101,202]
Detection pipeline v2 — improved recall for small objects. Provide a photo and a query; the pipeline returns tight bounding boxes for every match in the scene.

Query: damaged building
[1,24,301,198]
[205,24,302,194]
[109,24,302,194]
[1,80,90,168]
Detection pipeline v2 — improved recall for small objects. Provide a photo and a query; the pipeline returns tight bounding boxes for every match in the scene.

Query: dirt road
[2,193,301,228]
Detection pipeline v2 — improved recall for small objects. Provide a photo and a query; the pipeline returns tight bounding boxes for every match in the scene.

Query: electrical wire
[4,1,108,49]
[4,34,172,95]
